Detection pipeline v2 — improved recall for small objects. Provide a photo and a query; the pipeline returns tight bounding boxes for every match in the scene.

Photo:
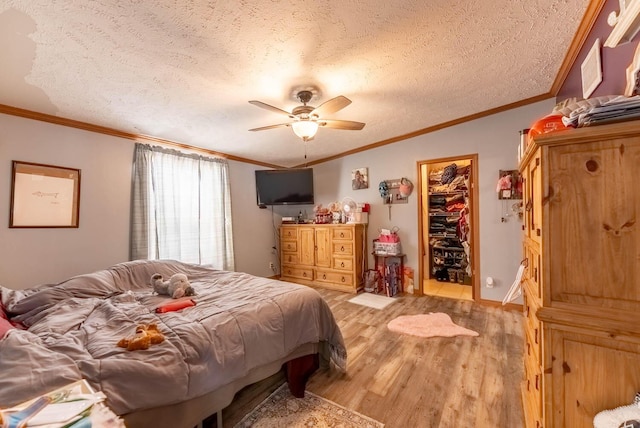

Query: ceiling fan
[248,88,365,142]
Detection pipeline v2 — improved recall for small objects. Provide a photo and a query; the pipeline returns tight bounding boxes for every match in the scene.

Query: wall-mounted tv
[255,168,315,206]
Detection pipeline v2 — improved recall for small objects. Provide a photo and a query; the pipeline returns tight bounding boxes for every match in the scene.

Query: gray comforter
[0,260,346,415]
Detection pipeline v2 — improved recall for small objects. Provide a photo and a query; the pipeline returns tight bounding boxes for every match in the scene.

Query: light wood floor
[221,289,524,428]
[424,278,473,301]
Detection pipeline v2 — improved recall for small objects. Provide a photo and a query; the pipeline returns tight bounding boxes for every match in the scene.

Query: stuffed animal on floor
[117,323,165,351]
[151,273,195,299]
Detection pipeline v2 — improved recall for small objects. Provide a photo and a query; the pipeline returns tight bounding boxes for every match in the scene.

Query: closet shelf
[428,212,461,217]
[429,233,459,239]
[428,190,467,196]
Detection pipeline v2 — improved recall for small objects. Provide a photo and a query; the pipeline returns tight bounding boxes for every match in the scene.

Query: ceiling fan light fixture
[291,120,319,141]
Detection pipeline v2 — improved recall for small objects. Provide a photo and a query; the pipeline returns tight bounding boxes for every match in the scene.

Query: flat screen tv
[255,168,315,206]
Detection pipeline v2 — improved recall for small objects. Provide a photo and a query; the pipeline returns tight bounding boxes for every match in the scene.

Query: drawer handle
[340,246,345,251]
[535,328,539,344]
[340,232,345,238]
[527,343,530,356]
[536,228,541,236]
[340,262,345,268]
[323,274,327,280]
[287,269,291,274]
[341,277,346,283]
[535,374,539,390]
[303,272,307,277]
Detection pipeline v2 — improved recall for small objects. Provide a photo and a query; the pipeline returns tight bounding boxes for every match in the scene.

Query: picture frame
[10,161,81,228]
[352,167,369,190]
[625,41,640,96]
[581,38,602,99]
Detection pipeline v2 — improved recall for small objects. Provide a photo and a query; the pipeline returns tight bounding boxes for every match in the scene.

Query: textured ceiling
[0,1,591,167]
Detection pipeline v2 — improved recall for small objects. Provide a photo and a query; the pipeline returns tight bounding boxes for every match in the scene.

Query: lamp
[291,120,319,142]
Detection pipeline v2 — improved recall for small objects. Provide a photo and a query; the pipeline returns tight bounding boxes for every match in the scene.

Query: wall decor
[381,178,409,204]
[626,41,640,96]
[351,167,369,190]
[581,38,602,99]
[605,0,640,47]
[496,170,522,200]
[10,161,81,228]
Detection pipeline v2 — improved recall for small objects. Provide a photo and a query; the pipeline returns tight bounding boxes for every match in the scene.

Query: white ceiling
[0,1,591,168]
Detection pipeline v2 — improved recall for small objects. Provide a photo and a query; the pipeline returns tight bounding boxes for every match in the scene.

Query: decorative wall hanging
[581,38,602,99]
[10,161,81,228]
[352,167,369,190]
[380,178,410,205]
[625,41,640,96]
[379,178,411,220]
[605,0,640,47]
[496,170,522,200]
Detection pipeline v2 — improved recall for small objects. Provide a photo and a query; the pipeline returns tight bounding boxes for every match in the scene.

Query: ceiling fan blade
[310,96,351,117]
[249,100,294,118]
[319,119,365,130]
[248,123,292,132]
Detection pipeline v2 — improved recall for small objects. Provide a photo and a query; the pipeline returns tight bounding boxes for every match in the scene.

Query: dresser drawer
[523,241,542,302]
[523,292,542,362]
[282,241,297,252]
[280,227,297,240]
[332,228,353,241]
[281,266,313,281]
[333,257,353,271]
[282,253,299,265]
[333,242,353,255]
[523,353,543,421]
[315,269,354,286]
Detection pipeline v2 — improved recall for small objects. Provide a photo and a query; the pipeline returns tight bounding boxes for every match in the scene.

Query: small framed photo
[10,161,81,228]
[352,167,369,190]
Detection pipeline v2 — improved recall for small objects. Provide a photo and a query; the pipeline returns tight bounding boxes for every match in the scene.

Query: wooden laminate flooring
[221,289,524,428]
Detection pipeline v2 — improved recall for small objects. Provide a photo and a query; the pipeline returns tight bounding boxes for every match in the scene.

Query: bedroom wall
[0,113,278,289]
[0,98,553,302]
[310,99,556,302]
[0,113,133,289]
[557,0,638,100]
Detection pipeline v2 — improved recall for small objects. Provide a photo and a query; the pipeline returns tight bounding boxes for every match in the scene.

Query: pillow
[0,317,14,339]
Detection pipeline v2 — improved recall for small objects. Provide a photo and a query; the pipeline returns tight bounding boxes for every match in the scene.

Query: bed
[0,259,347,428]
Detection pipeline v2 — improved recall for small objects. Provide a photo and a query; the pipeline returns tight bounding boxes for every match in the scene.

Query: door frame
[416,154,480,300]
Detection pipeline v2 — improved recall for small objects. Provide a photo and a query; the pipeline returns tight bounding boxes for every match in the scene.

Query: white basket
[373,241,402,255]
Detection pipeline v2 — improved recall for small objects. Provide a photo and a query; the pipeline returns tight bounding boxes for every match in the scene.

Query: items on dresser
[280,224,366,293]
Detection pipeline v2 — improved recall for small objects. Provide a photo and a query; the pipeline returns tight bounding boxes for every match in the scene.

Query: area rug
[347,293,396,310]
[387,312,479,338]
[234,383,384,428]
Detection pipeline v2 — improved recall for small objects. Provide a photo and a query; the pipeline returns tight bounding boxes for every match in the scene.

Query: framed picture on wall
[352,167,369,190]
[10,161,81,228]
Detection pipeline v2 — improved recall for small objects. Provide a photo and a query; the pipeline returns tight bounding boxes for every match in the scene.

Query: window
[130,144,234,270]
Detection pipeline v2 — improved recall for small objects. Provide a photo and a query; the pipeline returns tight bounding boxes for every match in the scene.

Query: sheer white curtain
[130,144,234,270]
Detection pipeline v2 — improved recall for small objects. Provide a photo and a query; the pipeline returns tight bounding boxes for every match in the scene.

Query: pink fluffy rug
[387,312,479,338]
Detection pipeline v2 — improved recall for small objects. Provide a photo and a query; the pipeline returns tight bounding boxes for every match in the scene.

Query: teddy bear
[151,273,195,299]
[117,323,165,351]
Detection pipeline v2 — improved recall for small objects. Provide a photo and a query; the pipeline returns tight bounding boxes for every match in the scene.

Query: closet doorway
[417,155,479,301]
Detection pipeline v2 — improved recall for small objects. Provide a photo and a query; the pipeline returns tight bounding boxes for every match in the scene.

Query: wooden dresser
[280,223,366,293]
[519,120,640,428]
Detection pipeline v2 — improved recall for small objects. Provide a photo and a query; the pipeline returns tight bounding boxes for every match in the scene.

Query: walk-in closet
[418,155,479,300]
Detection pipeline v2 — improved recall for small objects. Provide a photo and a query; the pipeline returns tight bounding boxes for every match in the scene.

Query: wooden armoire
[519,120,640,427]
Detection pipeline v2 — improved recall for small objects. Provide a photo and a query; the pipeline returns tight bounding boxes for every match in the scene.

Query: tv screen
[255,168,315,206]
